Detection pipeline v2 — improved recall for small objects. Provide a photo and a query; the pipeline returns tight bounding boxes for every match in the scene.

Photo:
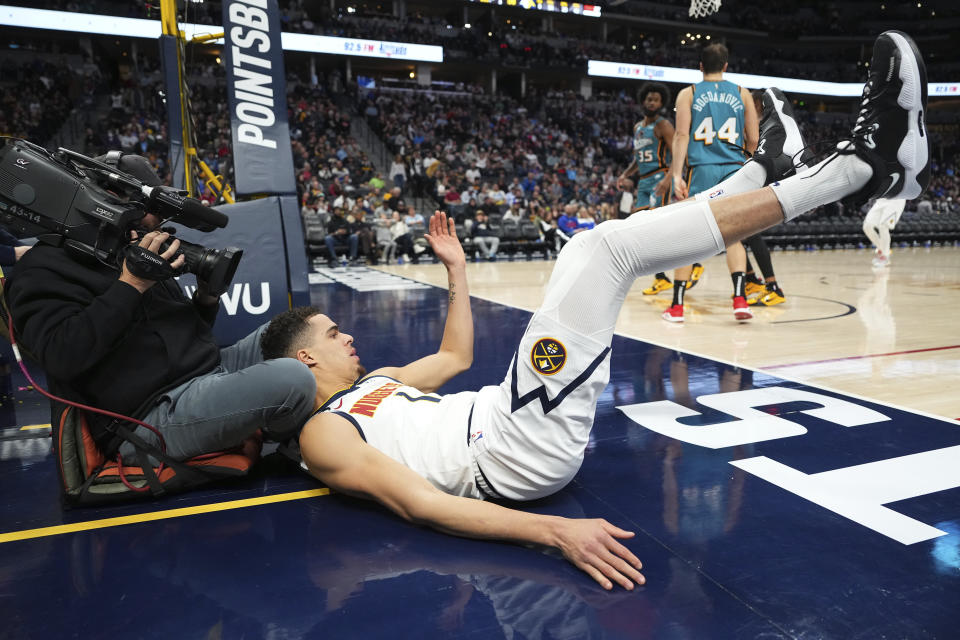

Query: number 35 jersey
[688,79,748,167]
[632,116,670,178]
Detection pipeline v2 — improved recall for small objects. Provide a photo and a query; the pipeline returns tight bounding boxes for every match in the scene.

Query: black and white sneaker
[847,30,929,201]
[752,87,813,184]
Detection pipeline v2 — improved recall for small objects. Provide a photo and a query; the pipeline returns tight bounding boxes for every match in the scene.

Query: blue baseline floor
[0,273,958,639]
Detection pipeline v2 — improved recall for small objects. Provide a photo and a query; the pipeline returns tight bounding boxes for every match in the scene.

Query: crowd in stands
[0,58,78,143]
[318,14,865,81]
[364,87,636,214]
[5,14,958,266]
[20,0,958,40]
[17,0,951,84]
[74,68,957,266]
[0,35,104,145]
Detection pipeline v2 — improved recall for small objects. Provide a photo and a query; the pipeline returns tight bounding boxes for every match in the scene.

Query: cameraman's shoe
[752,87,814,184]
[846,30,930,201]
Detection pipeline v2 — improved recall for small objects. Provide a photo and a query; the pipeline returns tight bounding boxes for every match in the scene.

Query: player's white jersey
[318,376,483,498]
[316,315,613,503]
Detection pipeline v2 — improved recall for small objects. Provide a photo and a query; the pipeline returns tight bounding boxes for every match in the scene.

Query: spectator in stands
[324,207,360,268]
[480,196,500,217]
[314,193,330,216]
[557,204,594,238]
[502,202,524,224]
[442,181,462,208]
[408,150,427,197]
[392,211,416,264]
[389,154,407,193]
[384,187,404,211]
[369,172,386,190]
[471,210,500,262]
[404,205,425,228]
[352,207,377,266]
[300,195,317,220]
[461,183,482,205]
[521,171,538,195]
[487,183,508,205]
[331,160,350,180]
[532,205,563,253]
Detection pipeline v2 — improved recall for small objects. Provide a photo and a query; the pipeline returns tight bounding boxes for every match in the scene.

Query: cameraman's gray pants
[119,323,316,463]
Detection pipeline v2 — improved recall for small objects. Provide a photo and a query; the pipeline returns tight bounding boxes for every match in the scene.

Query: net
[689,0,721,18]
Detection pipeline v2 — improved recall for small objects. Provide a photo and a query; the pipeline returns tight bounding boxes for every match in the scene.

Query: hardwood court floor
[377,246,960,420]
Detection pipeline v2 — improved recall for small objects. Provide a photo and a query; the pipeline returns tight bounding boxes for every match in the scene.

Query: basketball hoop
[689,0,721,18]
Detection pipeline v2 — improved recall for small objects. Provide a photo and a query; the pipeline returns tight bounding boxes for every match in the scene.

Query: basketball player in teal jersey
[617,83,676,295]
[664,43,759,323]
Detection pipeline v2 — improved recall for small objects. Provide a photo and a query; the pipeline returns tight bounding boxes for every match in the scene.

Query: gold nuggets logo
[531,338,567,376]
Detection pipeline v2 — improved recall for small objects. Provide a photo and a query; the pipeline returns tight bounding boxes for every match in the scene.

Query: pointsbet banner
[222,0,296,196]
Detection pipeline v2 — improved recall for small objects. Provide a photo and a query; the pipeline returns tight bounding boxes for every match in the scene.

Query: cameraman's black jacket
[4,244,221,445]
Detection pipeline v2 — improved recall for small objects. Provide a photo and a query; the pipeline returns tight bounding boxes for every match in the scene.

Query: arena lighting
[587,60,960,98]
[467,0,601,18]
[0,5,443,62]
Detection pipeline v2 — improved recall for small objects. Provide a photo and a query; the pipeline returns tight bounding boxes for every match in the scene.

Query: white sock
[694,161,768,201]
[770,148,872,221]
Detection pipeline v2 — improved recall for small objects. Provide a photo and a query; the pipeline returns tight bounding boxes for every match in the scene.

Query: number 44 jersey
[688,79,748,167]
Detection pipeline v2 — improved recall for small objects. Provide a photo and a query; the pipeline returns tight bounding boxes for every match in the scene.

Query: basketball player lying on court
[260,31,928,590]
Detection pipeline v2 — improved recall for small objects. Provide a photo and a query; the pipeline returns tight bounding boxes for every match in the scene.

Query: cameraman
[3,154,316,463]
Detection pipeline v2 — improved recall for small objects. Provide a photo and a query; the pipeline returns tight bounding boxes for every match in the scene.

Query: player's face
[306,314,365,381]
[643,92,663,114]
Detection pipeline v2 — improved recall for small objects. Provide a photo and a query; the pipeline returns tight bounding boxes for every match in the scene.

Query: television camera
[0,139,242,296]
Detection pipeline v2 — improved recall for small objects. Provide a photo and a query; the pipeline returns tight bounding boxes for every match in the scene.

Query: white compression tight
[537,199,724,346]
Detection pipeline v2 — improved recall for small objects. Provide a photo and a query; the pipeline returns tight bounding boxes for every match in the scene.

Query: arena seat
[499,220,522,255]
[519,221,548,258]
[53,403,262,507]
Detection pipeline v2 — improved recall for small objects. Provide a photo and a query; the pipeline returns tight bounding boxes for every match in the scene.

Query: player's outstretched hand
[554,518,645,590]
[424,211,465,269]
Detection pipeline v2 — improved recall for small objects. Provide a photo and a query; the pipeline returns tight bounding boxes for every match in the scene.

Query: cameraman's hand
[194,277,221,306]
[120,230,184,294]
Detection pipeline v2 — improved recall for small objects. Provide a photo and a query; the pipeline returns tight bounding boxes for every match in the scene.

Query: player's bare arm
[617,157,638,190]
[741,86,760,154]
[671,87,693,199]
[368,212,473,393]
[654,118,677,196]
[299,412,646,591]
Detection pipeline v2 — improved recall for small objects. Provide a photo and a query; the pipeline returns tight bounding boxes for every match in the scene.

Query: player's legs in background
[863,199,906,267]
[744,234,786,305]
[726,240,752,321]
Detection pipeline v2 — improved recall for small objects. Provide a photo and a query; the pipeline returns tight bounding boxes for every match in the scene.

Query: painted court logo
[531,338,567,375]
